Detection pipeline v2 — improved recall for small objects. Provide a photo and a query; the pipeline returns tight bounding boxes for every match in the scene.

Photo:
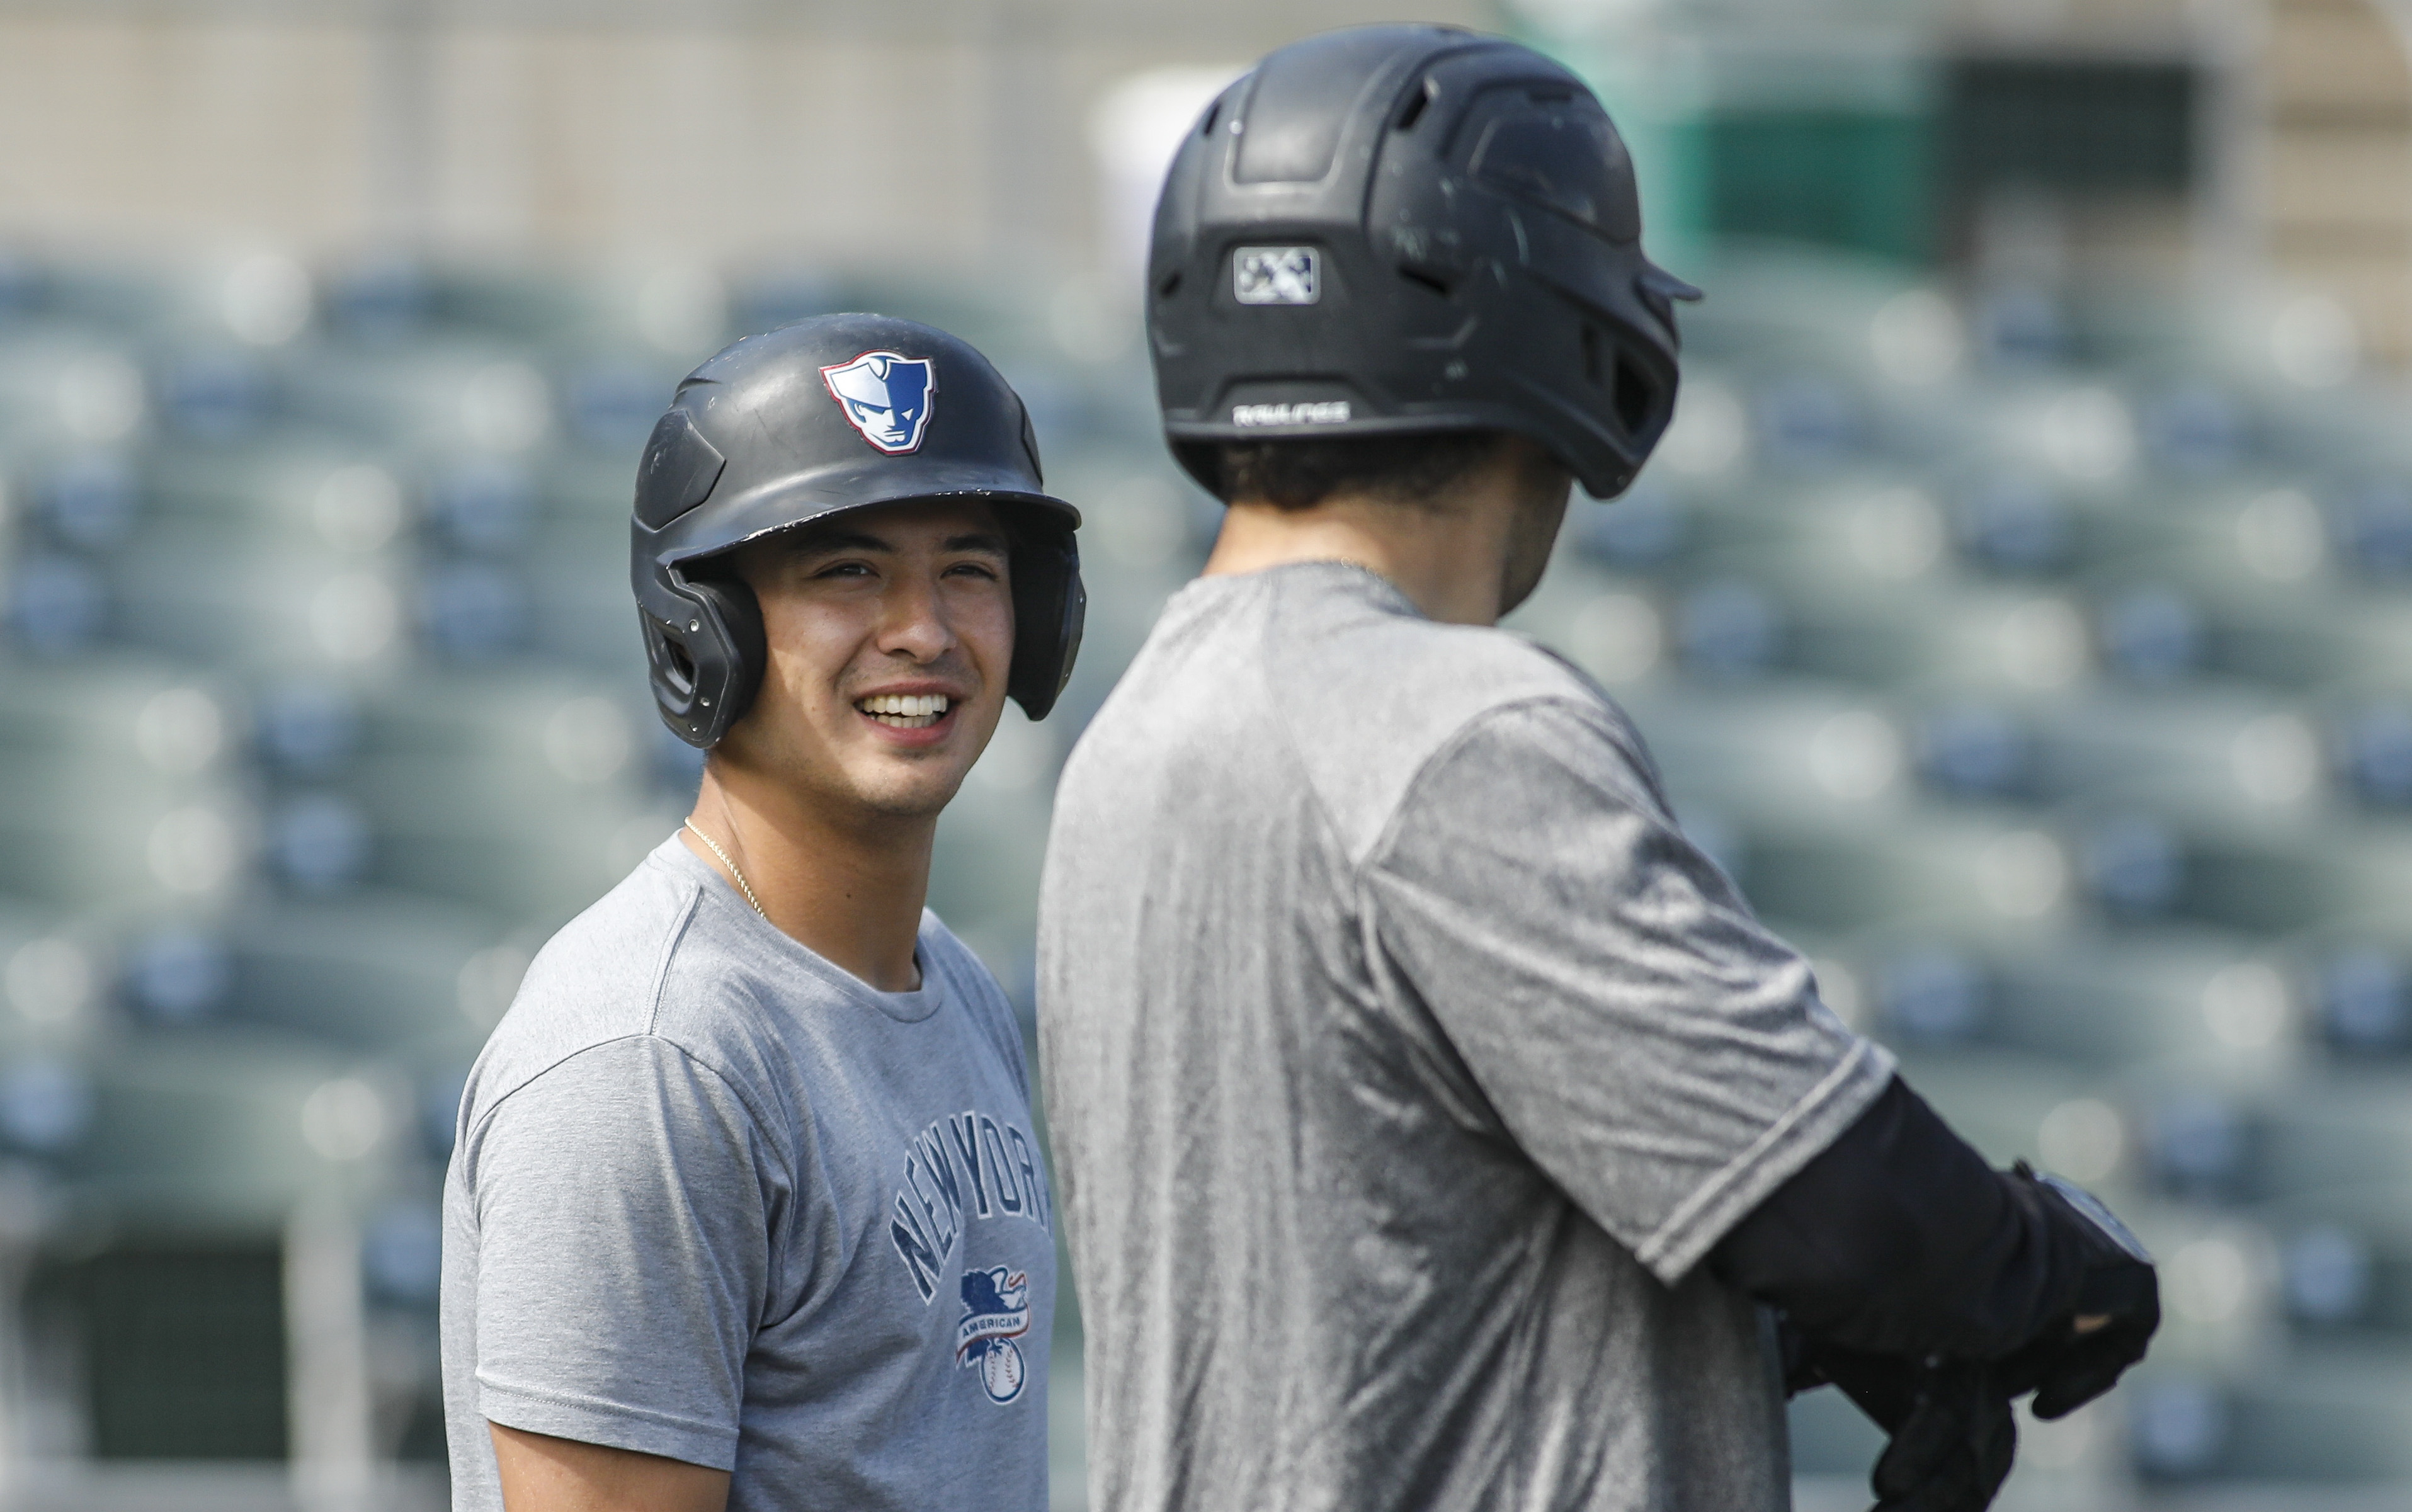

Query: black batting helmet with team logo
[630,313,1085,747]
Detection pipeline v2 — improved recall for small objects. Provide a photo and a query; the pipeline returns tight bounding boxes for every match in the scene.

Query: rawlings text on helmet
[822,351,938,455]
[1232,401,1351,426]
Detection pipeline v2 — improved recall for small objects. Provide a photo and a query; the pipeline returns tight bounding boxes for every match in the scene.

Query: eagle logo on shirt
[956,1267,1031,1404]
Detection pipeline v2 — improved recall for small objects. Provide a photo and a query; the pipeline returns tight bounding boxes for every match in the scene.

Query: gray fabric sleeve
[1363,697,1896,1285]
[462,1035,778,1469]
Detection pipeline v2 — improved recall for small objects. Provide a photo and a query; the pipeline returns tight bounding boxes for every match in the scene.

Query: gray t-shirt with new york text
[441,836,1054,1512]
[1037,562,1894,1512]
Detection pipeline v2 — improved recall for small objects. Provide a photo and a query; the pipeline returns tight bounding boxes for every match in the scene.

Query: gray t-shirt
[1037,562,1894,1512]
[441,837,1054,1512]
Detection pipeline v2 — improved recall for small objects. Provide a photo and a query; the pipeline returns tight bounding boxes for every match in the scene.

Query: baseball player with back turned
[439,314,1084,1512]
[1038,26,2158,1512]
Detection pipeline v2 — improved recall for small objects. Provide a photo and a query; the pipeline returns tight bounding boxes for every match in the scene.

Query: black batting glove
[1869,1361,2017,1512]
[1795,1341,2015,1512]
[1997,1164,2160,1419]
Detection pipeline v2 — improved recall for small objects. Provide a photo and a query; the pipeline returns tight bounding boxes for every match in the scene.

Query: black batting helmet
[1148,25,1700,500]
[631,314,1084,747]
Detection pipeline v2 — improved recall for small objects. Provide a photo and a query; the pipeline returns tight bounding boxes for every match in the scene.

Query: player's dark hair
[1184,431,1505,511]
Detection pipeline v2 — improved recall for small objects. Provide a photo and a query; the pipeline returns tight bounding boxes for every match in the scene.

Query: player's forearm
[1705,1076,2086,1361]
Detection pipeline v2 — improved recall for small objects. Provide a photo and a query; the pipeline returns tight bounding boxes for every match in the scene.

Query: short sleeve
[1363,697,1894,1284]
[460,1036,778,1469]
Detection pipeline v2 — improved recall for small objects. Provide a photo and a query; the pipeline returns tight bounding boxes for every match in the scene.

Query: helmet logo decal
[1233,247,1320,305]
[821,351,938,454]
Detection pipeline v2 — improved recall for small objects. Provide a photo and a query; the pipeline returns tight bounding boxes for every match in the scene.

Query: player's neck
[681,760,935,993]
[1202,443,1562,626]
[1203,496,1511,625]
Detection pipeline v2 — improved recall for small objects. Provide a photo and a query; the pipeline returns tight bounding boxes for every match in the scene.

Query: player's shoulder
[460,839,715,1125]
[916,911,1010,1008]
[1258,564,1635,858]
[1278,569,1597,707]
[915,911,1030,1077]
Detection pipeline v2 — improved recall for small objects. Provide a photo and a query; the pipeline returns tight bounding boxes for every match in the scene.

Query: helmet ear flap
[643,572,767,749]
[1007,526,1085,721]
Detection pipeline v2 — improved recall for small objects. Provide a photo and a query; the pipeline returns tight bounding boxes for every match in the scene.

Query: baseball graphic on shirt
[981,1338,1026,1403]
[956,1266,1033,1404]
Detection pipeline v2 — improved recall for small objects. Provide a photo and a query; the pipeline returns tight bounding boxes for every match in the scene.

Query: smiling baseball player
[1038,26,2155,1512]
[440,313,1083,1512]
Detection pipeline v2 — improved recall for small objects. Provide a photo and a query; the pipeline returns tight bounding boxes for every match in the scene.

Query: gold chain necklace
[683,819,766,918]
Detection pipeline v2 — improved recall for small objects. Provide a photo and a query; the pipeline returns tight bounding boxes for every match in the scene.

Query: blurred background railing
[0,1,2408,1510]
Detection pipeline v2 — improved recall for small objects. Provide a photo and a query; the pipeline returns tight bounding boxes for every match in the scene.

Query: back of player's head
[1191,431,1504,511]
[1147,25,1698,504]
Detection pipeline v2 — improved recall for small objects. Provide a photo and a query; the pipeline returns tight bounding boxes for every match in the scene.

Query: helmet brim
[645,460,1079,572]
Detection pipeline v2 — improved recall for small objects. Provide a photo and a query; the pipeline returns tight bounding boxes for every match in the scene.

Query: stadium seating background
[1,232,2409,1511]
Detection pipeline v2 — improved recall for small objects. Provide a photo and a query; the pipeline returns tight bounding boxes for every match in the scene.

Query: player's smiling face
[722,499,1013,821]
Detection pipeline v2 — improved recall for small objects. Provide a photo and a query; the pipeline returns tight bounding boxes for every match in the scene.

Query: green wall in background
[1535,28,2202,273]
[1692,109,1934,263]
[1532,30,1941,273]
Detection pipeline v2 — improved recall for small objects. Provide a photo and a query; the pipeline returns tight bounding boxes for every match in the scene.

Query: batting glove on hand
[1798,1343,2015,1512]
[1998,1164,2160,1419]
[1869,1361,2017,1512]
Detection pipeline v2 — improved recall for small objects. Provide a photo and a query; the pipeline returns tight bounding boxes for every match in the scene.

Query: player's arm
[1706,1072,2156,1398]
[1361,696,2154,1405]
[491,1423,730,1512]
[1707,1077,2156,1512]
[461,1040,775,1496]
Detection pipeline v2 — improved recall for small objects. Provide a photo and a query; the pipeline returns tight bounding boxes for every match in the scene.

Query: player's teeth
[859,694,950,717]
[856,693,951,726]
